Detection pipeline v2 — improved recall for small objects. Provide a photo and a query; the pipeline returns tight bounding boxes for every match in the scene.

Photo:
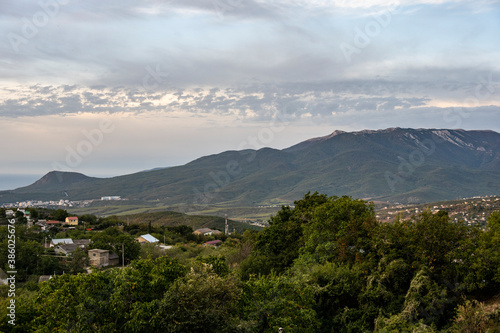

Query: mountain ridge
[1,127,499,206]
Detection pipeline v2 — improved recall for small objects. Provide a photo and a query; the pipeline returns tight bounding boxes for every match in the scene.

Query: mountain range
[1,128,499,206]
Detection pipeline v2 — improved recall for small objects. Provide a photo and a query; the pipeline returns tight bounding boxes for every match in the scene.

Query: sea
[0,174,42,191]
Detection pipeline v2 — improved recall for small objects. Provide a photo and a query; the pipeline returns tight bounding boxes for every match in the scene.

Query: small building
[65,216,79,226]
[36,220,48,231]
[88,249,118,268]
[73,239,91,249]
[46,220,62,227]
[194,228,222,236]
[54,243,78,256]
[38,275,52,283]
[108,252,120,266]
[5,210,14,217]
[101,196,121,201]
[203,240,222,248]
[136,234,159,244]
[50,238,74,247]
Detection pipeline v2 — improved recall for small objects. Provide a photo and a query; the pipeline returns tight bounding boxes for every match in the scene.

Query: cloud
[1,76,498,125]
[1,0,499,180]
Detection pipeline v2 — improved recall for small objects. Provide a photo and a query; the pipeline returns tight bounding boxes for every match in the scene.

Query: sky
[1,0,499,189]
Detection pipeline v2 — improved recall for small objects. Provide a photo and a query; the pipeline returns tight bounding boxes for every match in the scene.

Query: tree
[301,195,377,265]
[114,234,141,264]
[111,256,188,331]
[241,273,320,332]
[52,209,68,221]
[32,270,117,332]
[0,239,44,281]
[449,300,499,333]
[36,254,64,276]
[149,264,242,332]
[196,254,229,276]
[80,214,97,225]
[248,192,329,275]
[66,247,89,274]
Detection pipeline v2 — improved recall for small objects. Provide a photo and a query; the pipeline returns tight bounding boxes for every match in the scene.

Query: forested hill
[1,128,499,205]
[1,193,499,331]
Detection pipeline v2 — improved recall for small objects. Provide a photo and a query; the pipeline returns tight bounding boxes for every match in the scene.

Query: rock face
[1,128,499,205]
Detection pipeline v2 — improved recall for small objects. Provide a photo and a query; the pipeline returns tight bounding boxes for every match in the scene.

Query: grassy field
[68,200,281,224]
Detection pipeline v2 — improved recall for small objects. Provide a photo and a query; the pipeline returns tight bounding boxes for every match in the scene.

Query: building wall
[88,250,110,268]
[65,217,79,226]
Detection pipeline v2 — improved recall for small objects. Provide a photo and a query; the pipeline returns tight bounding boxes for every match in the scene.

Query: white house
[50,238,74,247]
[136,234,159,244]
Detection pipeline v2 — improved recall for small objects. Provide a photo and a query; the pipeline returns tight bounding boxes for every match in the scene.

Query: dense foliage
[1,193,500,332]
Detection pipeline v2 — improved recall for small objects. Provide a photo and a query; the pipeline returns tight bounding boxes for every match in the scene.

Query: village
[0,209,233,286]
[375,195,500,226]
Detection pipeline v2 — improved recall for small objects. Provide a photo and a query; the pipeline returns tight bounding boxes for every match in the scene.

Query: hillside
[120,211,262,234]
[1,128,499,206]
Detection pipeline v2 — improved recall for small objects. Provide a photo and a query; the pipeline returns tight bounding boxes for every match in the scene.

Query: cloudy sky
[1,0,499,189]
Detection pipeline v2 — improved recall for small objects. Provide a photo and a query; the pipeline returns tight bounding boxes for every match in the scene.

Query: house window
[93,253,96,257]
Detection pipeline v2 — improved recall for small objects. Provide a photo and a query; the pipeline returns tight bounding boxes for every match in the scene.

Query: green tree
[0,239,44,281]
[146,263,242,332]
[36,254,64,276]
[246,192,329,276]
[52,209,68,221]
[31,270,117,332]
[307,261,367,332]
[449,299,500,333]
[0,287,39,333]
[459,211,500,294]
[111,256,188,331]
[66,247,89,274]
[197,254,229,276]
[114,234,141,264]
[301,195,377,265]
[241,273,320,332]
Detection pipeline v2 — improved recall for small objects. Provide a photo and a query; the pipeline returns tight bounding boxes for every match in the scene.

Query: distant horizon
[2,126,498,191]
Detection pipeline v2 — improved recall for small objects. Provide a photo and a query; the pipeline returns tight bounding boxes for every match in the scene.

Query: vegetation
[1,193,499,332]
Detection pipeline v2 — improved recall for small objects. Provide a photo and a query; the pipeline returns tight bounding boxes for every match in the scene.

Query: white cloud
[0,0,499,180]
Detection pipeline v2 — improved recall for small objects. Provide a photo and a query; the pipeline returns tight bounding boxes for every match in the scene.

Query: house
[194,228,222,236]
[38,275,52,283]
[101,196,121,201]
[88,249,119,268]
[203,240,222,248]
[73,239,91,249]
[136,234,159,244]
[36,220,47,231]
[46,220,62,227]
[5,210,14,217]
[65,216,79,226]
[108,252,120,266]
[54,243,78,256]
[50,238,74,247]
